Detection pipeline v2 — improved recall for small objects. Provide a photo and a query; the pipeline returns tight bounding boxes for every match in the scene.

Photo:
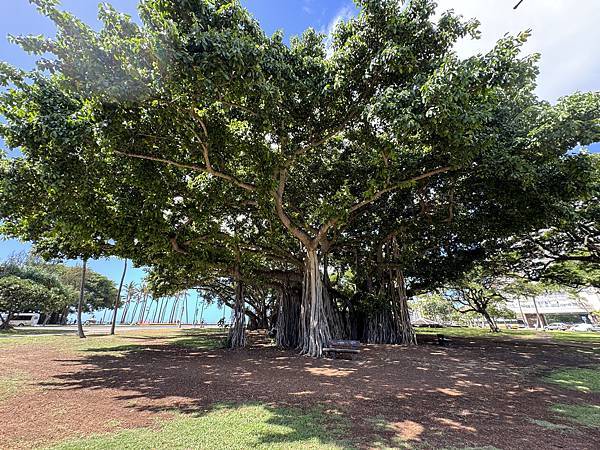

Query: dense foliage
[0,0,598,353]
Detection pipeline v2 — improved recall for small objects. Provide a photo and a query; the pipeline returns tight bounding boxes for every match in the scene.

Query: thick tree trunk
[322,266,348,340]
[276,284,300,349]
[227,277,246,349]
[110,259,128,335]
[363,309,395,344]
[77,259,87,339]
[393,270,416,345]
[299,248,331,357]
[362,272,415,345]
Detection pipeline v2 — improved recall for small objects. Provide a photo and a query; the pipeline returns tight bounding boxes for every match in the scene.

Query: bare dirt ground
[1,331,599,449]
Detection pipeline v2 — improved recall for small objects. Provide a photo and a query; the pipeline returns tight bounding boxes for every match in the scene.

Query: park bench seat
[323,339,360,359]
[437,333,452,346]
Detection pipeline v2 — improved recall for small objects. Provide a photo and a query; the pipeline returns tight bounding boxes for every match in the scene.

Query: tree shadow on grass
[48,402,350,450]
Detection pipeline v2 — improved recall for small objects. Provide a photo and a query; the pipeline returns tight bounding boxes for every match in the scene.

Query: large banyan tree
[1,0,599,355]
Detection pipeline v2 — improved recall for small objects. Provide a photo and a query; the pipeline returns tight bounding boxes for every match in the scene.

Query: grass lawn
[415,326,600,346]
[551,404,600,428]
[48,404,349,450]
[544,367,600,393]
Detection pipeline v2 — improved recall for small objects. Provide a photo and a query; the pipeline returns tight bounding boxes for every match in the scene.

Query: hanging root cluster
[275,284,301,349]
[298,248,332,357]
[227,279,246,349]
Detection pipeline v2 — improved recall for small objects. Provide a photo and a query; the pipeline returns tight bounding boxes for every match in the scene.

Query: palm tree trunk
[110,259,128,335]
[77,259,87,339]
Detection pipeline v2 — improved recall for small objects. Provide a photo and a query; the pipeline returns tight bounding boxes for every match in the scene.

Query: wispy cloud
[302,0,313,15]
[322,3,356,57]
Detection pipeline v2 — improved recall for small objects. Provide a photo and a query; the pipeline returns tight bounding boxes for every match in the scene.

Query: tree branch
[274,169,313,245]
[114,150,207,173]
[348,166,454,216]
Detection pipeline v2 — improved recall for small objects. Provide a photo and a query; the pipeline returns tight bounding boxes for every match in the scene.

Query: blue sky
[0,0,598,320]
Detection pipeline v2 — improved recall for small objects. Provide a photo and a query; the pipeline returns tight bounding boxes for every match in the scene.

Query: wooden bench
[323,340,360,359]
[437,334,452,346]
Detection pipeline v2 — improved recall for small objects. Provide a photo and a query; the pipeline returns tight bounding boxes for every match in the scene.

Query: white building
[506,288,600,327]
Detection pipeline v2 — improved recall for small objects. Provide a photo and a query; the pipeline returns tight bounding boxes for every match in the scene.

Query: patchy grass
[0,328,226,355]
[544,367,600,393]
[528,418,573,432]
[551,404,600,428]
[47,403,350,450]
[0,373,29,399]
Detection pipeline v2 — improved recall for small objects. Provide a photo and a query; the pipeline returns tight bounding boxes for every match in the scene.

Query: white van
[3,313,41,327]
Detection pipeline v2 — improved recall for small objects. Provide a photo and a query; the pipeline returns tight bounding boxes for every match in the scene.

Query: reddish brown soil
[1,332,599,449]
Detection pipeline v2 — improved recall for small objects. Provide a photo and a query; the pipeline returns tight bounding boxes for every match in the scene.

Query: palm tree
[110,259,128,335]
[76,259,87,339]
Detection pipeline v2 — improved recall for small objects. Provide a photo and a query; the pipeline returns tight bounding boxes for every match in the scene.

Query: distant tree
[439,266,515,332]
[412,293,458,324]
[0,258,117,332]
[50,263,117,313]
[0,260,77,324]
[0,276,48,329]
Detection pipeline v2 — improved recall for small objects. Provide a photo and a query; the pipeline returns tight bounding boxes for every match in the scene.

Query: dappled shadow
[27,332,600,449]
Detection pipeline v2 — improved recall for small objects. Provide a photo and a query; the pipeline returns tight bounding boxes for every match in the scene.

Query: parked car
[1,312,40,327]
[544,322,568,331]
[569,323,594,332]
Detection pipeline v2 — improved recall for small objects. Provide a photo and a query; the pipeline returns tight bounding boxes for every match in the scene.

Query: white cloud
[302,0,312,15]
[322,3,356,57]
[435,0,600,102]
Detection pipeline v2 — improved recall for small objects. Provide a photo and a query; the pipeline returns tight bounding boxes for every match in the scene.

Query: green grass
[416,327,600,346]
[416,327,536,340]
[544,367,600,393]
[528,418,573,432]
[551,403,600,428]
[546,331,600,345]
[47,403,350,450]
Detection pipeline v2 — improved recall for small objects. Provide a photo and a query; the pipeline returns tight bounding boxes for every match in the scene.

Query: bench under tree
[323,340,360,359]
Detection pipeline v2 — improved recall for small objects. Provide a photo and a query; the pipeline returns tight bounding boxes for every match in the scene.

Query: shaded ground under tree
[1,330,599,449]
